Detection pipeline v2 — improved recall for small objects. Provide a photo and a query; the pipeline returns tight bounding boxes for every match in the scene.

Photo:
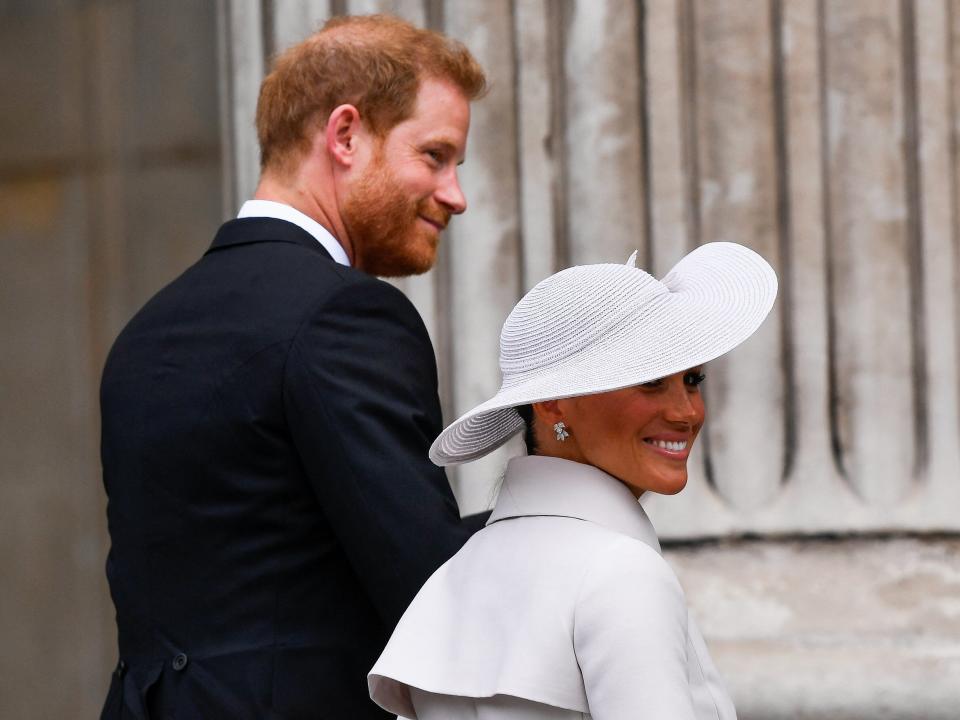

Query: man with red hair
[100,15,486,719]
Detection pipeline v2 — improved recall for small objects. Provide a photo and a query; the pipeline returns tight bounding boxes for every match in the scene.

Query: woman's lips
[643,436,691,459]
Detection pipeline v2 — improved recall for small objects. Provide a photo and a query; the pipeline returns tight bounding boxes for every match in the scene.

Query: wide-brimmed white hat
[430,242,778,466]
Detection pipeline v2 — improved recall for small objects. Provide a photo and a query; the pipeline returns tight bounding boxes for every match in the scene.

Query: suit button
[172,653,188,671]
[115,660,127,678]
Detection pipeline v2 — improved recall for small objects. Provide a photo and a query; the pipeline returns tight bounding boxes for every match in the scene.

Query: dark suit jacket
[100,218,480,719]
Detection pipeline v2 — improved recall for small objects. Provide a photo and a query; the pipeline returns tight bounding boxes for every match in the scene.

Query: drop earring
[554,422,570,442]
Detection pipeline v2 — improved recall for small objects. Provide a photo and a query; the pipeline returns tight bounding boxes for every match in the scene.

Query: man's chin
[365,243,438,277]
[375,257,435,278]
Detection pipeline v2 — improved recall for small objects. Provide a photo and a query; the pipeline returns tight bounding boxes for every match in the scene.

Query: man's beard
[342,156,450,277]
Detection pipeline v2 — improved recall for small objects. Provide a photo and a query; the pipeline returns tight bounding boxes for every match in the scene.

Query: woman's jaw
[531,368,706,498]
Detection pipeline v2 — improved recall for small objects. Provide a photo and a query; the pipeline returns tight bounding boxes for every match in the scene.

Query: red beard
[342,155,450,277]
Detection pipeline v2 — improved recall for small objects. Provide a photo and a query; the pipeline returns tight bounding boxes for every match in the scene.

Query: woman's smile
[642,433,692,459]
[551,367,706,497]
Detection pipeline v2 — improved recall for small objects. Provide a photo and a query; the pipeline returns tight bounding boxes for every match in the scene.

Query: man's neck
[253,172,354,263]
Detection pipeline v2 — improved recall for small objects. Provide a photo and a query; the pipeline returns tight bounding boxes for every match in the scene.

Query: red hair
[256,14,487,175]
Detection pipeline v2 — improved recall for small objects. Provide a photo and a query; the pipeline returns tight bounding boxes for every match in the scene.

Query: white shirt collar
[237,199,351,266]
[488,455,662,552]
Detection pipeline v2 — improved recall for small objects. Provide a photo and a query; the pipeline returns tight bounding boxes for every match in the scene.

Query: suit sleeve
[574,539,697,720]
[283,278,471,627]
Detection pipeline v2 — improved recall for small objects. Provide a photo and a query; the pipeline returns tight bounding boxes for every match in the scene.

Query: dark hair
[515,404,538,455]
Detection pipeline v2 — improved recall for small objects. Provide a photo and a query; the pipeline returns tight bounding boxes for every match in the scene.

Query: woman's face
[556,368,706,497]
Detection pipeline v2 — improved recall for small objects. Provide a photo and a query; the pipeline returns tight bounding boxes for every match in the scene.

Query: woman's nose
[663,379,703,424]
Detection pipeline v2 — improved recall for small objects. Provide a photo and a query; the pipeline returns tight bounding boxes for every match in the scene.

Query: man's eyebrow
[422,138,458,152]
[420,138,466,164]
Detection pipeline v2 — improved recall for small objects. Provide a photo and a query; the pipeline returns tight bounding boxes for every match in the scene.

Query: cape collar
[487,455,661,553]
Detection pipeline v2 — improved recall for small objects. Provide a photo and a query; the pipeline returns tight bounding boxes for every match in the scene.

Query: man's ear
[325,104,362,168]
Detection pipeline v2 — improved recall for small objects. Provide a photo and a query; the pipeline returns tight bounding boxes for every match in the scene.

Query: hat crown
[499,263,661,385]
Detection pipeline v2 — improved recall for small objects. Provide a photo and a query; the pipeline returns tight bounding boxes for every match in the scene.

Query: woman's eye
[685,372,706,387]
[641,379,663,389]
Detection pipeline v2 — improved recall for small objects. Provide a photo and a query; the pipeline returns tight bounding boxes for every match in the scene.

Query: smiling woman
[543,367,707,497]
[369,242,778,719]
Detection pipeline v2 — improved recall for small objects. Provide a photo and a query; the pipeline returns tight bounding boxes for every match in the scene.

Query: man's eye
[426,150,443,164]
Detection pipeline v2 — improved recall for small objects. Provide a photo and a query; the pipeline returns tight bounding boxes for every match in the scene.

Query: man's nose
[436,169,467,215]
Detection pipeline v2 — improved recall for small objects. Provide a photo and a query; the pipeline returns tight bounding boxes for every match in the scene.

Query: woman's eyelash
[641,372,705,389]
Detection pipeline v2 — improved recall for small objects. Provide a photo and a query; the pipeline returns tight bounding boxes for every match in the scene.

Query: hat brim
[430,242,778,466]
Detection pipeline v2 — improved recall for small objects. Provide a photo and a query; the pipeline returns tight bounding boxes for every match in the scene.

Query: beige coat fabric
[369,456,737,720]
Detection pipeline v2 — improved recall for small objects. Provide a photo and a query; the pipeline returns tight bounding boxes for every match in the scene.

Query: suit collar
[206,217,334,261]
[237,200,351,265]
[488,455,661,552]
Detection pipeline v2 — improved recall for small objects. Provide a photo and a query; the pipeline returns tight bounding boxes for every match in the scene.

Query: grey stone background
[3,1,959,718]
[1,2,222,717]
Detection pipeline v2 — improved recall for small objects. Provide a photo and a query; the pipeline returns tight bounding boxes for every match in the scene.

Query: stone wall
[0,2,222,717]
[3,1,958,717]
[667,536,960,720]
[223,1,960,533]
[220,1,960,716]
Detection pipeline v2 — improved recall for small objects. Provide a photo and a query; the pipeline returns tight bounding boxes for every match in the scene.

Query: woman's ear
[531,400,563,426]
[531,399,581,456]
[325,104,362,167]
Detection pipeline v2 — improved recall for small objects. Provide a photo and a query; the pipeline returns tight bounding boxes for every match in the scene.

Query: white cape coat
[369,456,737,720]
